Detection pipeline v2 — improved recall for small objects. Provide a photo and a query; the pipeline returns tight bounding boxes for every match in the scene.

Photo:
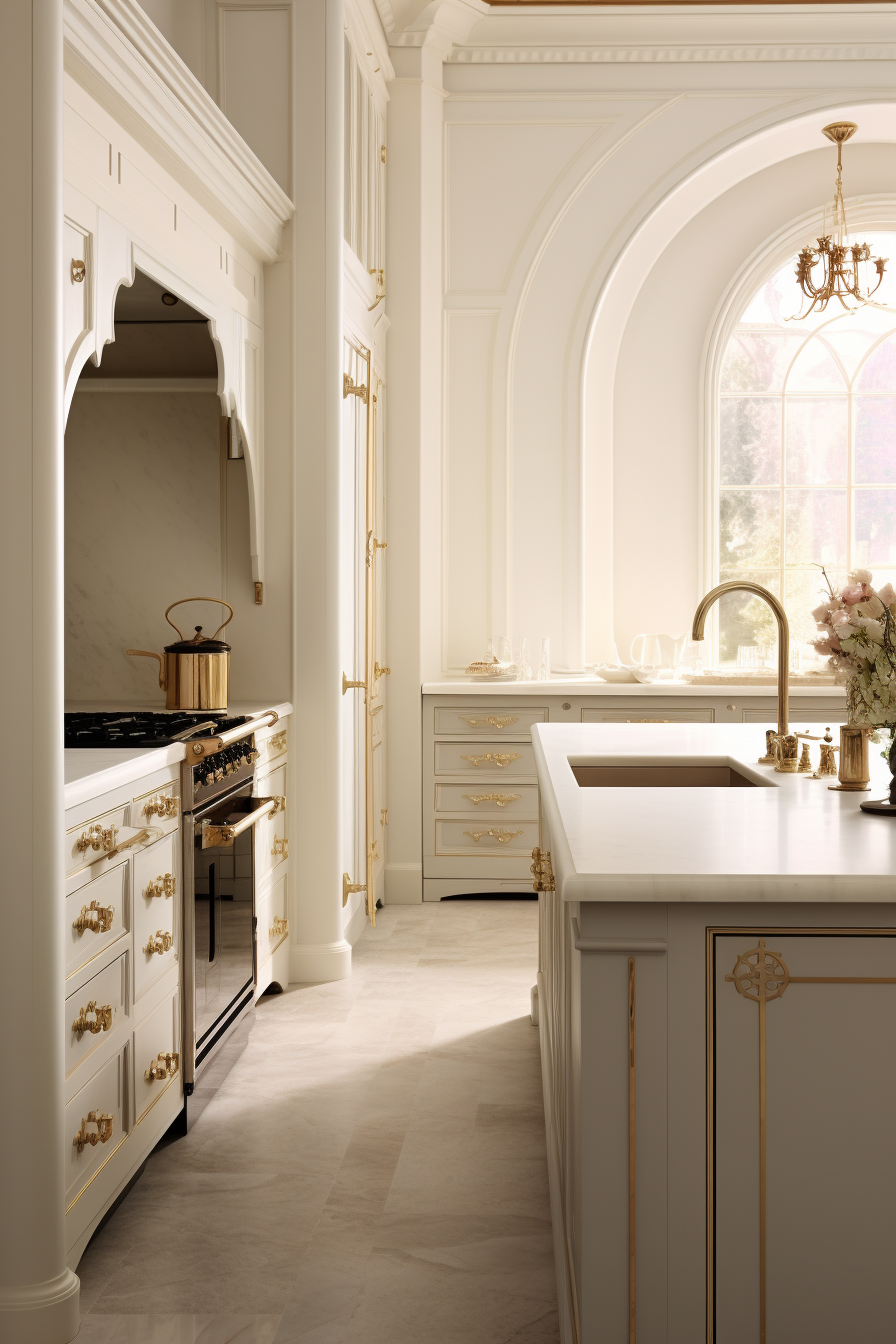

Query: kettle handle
[164,597,235,642]
[126,650,166,689]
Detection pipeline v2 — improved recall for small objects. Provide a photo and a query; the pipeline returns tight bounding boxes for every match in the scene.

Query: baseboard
[384,862,423,904]
[288,938,352,983]
[343,896,369,946]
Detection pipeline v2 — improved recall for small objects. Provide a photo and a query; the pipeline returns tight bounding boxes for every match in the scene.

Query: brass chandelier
[793,122,887,319]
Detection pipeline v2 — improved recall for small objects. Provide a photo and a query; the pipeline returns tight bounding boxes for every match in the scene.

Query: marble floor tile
[74,902,558,1342]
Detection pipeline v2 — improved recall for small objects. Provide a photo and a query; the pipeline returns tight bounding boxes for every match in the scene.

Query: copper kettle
[127,598,234,710]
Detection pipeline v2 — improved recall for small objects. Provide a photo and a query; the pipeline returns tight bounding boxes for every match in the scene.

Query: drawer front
[66,863,128,979]
[434,741,536,777]
[134,833,178,1001]
[66,803,129,877]
[434,706,546,737]
[435,818,540,858]
[256,726,288,770]
[435,783,539,816]
[255,763,288,877]
[257,869,288,965]
[131,780,180,835]
[580,708,715,724]
[65,952,128,1079]
[133,988,181,1124]
[65,1046,128,1210]
[742,708,847,724]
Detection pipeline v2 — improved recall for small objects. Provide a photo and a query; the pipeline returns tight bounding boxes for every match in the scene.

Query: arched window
[717,232,896,667]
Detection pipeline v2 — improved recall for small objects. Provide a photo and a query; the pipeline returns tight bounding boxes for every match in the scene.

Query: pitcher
[630,633,687,670]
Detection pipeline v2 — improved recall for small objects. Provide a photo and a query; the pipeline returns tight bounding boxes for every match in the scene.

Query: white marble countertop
[64,702,292,811]
[423,679,844,697]
[531,721,896,903]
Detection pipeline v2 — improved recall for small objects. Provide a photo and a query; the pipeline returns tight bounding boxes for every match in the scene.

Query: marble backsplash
[65,388,234,704]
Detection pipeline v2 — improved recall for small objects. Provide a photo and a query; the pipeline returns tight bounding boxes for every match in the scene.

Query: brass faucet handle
[758,730,783,766]
[796,729,822,740]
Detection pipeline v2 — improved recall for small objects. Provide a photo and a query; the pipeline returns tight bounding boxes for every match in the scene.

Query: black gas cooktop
[64,711,252,749]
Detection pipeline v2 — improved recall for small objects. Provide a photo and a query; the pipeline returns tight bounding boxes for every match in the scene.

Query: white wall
[434,14,896,675]
[609,143,896,662]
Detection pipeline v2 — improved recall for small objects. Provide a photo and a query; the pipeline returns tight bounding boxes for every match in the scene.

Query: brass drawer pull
[143,872,175,900]
[76,823,119,855]
[72,1001,112,1038]
[269,730,288,751]
[143,930,173,956]
[463,792,521,808]
[74,1110,113,1154]
[73,901,114,936]
[270,915,289,939]
[143,794,178,820]
[272,837,289,859]
[460,753,521,769]
[460,716,518,730]
[145,1051,179,1083]
[464,828,524,844]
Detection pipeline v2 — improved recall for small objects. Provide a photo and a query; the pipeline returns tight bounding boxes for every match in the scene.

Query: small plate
[593,664,639,684]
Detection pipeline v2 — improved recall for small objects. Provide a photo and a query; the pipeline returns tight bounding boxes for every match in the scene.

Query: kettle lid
[165,625,231,654]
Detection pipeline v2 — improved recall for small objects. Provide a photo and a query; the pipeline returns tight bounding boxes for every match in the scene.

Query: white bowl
[593,664,639,684]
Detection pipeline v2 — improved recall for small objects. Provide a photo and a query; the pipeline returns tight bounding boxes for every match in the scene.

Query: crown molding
[63,0,294,262]
[450,40,896,59]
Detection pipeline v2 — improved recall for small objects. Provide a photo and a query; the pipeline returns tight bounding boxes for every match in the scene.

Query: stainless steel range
[64,708,281,1115]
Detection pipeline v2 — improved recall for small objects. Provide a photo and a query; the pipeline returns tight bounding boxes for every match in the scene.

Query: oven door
[184,781,259,1084]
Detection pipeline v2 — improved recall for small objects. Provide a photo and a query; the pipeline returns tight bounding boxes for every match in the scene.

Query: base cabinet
[422,690,847,899]
[539,887,896,1343]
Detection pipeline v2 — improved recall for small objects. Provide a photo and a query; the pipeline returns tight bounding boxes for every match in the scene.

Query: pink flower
[831,608,853,627]
[812,601,838,624]
[849,568,873,585]
[841,583,869,606]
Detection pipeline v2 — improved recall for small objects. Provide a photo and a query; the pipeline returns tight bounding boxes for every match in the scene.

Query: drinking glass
[538,637,551,681]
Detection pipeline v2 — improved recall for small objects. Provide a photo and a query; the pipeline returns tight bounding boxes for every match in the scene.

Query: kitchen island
[532,722,896,1344]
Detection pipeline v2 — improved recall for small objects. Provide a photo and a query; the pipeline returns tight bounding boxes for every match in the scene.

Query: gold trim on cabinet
[707,926,896,1344]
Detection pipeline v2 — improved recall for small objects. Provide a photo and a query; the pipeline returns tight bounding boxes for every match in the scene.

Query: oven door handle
[186,711,280,761]
[200,796,285,849]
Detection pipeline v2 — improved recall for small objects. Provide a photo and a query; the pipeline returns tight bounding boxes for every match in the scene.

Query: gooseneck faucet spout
[691,581,790,737]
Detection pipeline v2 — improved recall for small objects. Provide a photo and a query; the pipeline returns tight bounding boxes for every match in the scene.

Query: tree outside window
[718,232,896,668]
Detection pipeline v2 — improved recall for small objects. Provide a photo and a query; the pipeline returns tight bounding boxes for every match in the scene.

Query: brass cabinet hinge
[530,847,555,893]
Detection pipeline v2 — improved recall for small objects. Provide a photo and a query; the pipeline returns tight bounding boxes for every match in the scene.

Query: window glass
[717,233,896,667]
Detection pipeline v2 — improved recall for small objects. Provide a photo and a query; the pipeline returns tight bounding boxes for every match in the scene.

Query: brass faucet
[691,581,790,741]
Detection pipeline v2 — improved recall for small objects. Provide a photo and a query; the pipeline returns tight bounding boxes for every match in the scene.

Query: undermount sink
[571,761,767,788]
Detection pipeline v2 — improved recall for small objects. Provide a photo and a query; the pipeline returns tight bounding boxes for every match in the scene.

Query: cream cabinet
[253,720,290,996]
[422,687,847,900]
[64,763,184,1268]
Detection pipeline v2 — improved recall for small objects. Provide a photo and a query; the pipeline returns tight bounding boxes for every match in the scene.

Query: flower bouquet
[812,567,896,807]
